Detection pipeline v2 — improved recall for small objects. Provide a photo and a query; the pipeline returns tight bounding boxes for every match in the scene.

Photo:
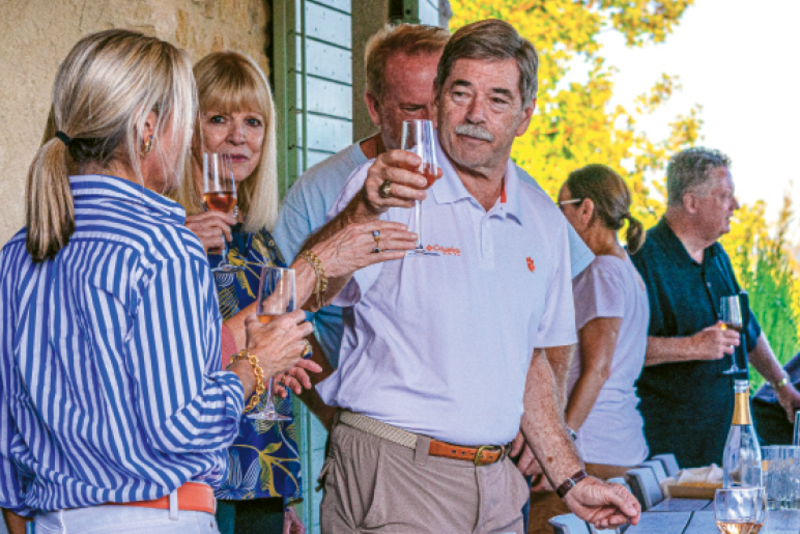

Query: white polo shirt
[316,138,577,446]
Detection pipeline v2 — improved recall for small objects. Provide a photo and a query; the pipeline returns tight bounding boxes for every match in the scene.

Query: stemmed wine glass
[714,487,765,534]
[721,294,744,375]
[203,153,242,274]
[248,266,295,421]
[402,119,440,256]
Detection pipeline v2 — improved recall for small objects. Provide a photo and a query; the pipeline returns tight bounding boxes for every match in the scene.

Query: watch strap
[557,469,588,498]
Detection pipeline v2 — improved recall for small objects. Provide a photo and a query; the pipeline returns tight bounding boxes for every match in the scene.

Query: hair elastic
[55,131,72,146]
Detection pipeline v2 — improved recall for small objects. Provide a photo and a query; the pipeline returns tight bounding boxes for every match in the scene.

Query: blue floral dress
[209,224,302,506]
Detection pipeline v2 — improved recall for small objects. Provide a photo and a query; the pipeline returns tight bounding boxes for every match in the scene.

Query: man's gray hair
[435,19,538,107]
[667,147,732,206]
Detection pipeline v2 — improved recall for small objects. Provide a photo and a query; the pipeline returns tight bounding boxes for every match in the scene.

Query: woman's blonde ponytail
[25,137,74,262]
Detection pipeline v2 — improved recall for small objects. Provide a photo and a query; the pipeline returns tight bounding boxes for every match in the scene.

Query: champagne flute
[714,487,766,534]
[248,266,296,421]
[721,294,744,375]
[402,119,440,257]
[203,153,242,273]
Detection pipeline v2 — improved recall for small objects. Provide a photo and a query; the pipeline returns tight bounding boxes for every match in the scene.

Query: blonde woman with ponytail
[0,30,319,533]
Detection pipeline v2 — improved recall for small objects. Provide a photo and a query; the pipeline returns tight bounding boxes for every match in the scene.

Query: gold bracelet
[298,250,328,308]
[230,349,266,413]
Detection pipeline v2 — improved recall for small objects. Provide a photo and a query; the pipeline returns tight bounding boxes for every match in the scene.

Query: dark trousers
[215,497,284,534]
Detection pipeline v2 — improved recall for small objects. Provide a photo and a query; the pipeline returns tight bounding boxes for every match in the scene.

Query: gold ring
[378,180,393,198]
[373,229,381,246]
[302,339,312,357]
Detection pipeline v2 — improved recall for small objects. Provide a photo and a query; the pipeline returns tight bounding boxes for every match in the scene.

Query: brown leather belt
[428,440,508,465]
[106,482,215,515]
[338,410,509,466]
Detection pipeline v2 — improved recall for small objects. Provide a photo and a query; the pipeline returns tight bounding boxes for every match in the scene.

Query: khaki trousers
[527,463,631,534]
[319,421,529,534]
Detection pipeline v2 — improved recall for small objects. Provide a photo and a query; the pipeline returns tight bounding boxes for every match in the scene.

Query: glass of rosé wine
[402,119,440,257]
[249,266,296,421]
[203,153,242,274]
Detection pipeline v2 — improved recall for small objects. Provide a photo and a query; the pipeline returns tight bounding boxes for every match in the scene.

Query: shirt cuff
[212,370,246,420]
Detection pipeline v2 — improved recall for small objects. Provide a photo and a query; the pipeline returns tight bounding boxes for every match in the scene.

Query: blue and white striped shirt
[0,175,244,516]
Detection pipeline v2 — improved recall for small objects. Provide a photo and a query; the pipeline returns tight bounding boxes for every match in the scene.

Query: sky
[589,0,800,229]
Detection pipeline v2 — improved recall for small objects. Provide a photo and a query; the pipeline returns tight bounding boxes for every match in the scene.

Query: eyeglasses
[557,198,583,210]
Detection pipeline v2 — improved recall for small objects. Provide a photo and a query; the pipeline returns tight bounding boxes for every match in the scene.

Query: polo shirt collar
[430,134,523,225]
[653,217,719,267]
[70,174,187,225]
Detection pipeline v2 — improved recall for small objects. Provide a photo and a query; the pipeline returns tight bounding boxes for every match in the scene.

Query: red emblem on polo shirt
[526,257,535,272]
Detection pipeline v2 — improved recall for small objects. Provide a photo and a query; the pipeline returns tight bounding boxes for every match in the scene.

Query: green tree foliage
[451,0,701,229]
[723,194,800,390]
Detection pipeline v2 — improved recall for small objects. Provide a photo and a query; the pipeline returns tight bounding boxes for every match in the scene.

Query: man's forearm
[645,335,695,366]
[543,344,574,411]
[749,333,786,384]
[521,349,583,488]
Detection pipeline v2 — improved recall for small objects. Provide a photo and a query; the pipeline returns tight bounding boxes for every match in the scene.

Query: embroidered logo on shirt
[526,257,536,272]
[426,244,461,256]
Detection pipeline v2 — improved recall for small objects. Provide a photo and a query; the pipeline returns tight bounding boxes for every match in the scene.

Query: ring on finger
[378,179,393,199]
[373,246,381,254]
[372,229,381,247]
[302,339,312,357]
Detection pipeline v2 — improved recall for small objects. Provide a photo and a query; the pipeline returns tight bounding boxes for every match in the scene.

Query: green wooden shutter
[273,1,353,532]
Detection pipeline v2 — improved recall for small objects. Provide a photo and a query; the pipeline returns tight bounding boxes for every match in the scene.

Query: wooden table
[626,509,800,533]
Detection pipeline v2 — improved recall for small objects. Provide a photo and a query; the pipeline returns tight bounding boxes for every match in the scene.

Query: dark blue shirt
[630,218,761,468]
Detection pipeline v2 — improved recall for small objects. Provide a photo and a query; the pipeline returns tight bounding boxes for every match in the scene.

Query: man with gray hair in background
[631,147,800,468]
[304,19,639,533]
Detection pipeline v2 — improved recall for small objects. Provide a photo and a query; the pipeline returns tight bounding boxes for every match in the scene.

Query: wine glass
[248,266,295,421]
[721,294,744,375]
[203,153,242,274]
[401,119,440,257]
[714,487,765,534]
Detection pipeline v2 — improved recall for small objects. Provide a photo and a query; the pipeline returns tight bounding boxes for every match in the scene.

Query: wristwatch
[557,469,588,498]
[772,374,790,390]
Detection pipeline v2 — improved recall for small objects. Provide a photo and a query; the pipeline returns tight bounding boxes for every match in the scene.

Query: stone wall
[0,0,270,245]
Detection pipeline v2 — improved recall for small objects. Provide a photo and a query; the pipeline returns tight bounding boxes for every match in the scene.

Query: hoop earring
[140,135,153,157]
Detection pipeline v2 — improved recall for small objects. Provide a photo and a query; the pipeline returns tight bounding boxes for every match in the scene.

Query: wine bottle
[722,379,762,488]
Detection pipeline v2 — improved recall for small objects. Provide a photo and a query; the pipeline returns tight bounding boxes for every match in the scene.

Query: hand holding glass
[249,266,296,421]
[203,153,242,273]
[401,119,439,256]
[721,295,744,375]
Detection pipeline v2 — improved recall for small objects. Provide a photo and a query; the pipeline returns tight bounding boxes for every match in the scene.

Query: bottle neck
[732,389,753,426]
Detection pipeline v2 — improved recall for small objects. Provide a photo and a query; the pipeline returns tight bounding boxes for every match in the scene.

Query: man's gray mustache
[454,124,494,142]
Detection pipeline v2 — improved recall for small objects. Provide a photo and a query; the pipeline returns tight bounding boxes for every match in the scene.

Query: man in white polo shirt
[303,19,640,533]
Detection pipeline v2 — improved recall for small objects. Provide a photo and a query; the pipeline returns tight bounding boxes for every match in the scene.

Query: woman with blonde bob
[171,51,418,534]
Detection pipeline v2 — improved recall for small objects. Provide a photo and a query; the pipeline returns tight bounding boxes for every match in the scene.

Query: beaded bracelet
[298,250,328,308]
[229,349,266,413]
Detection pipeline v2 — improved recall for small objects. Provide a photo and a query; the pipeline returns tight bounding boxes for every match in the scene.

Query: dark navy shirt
[630,218,761,468]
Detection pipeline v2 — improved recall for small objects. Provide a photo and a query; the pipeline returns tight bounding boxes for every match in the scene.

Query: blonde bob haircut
[173,51,279,234]
[27,29,196,262]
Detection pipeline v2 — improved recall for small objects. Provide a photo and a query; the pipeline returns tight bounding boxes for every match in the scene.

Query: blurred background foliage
[451,0,800,383]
